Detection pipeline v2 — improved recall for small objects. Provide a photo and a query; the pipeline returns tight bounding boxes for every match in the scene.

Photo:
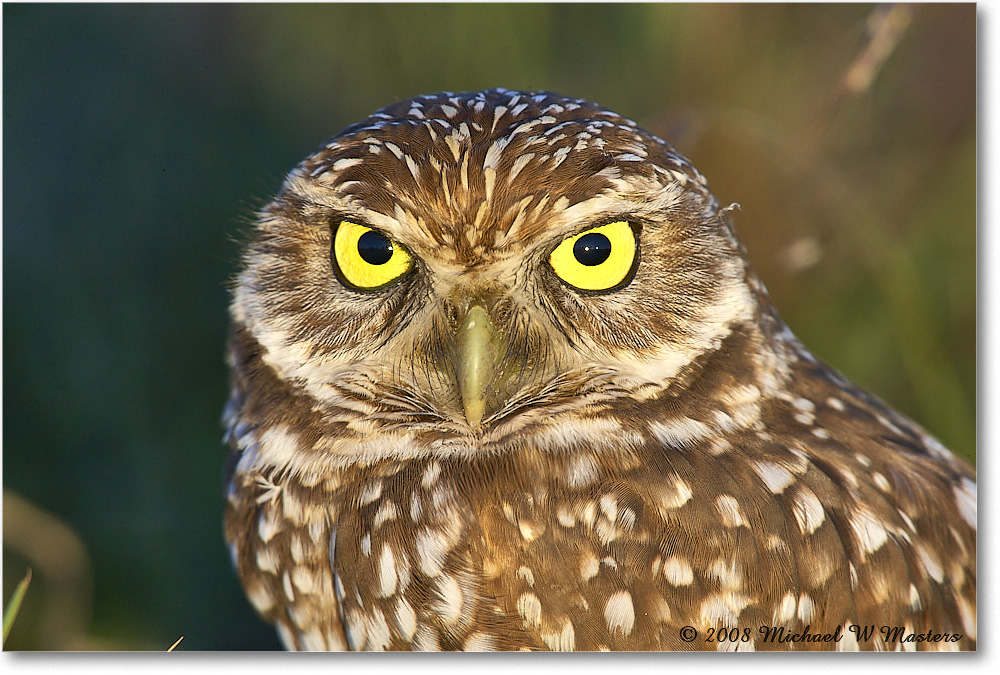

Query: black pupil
[573,232,612,266]
[357,230,393,265]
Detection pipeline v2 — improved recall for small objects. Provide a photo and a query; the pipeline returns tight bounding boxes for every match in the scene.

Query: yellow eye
[548,221,637,291]
[333,220,412,289]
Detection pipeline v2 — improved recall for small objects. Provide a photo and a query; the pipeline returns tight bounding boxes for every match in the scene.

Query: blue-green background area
[3,3,975,650]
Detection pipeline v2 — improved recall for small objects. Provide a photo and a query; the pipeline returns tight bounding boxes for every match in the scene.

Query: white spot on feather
[599,494,618,521]
[290,567,319,596]
[280,490,303,523]
[484,166,496,203]
[850,508,889,556]
[256,425,302,470]
[753,461,795,494]
[433,574,464,625]
[715,494,746,527]
[953,478,977,529]
[662,556,694,586]
[255,547,280,575]
[604,591,635,636]
[413,624,440,651]
[519,518,546,543]
[404,154,420,181]
[534,416,626,453]
[956,593,976,639]
[565,453,599,488]
[793,397,815,412]
[490,106,507,133]
[331,157,362,172]
[507,152,535,185]
[708,558,743,590]
[793,412,815,425]
[365,607,392,651]
[775,592,796,623]
[383,141,404,160]
[359,480,383,505]
[245,581,275,613]
[541,619,576,651]
[257,509,281,543]
[517,566,535,587]
[394,597,417,641]
[463,632,496,651]
[421,461,441,487]
[377,544,398,597]
[649,416,712,449]
[416,528,450,577]
[875,413,903,435]
[699,592,750,628]
[556,503,576,527]
[873,472,891,492]
[484,138,508,170]
[915,543,944,583]
[791,486,826,535]
[797,593,815,623]
[517,592,543,627]
[657,476,693,510]
[580,552,600,581]
[373,500,398,529]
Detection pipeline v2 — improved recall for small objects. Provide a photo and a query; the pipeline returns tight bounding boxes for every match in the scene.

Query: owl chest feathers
[225,332,976,650]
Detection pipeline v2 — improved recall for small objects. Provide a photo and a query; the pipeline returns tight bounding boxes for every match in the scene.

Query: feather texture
[224,89,975,651]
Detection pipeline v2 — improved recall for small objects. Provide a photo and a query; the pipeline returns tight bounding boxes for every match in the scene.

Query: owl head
[230,89,770,462]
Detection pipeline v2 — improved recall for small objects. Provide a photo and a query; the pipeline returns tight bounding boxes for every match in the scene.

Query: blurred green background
[3,3,975,650]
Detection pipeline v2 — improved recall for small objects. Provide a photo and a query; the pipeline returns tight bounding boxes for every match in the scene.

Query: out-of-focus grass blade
[3,569,33,646]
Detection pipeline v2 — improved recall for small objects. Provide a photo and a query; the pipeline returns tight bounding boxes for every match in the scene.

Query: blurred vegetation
[3,568,32,646]
[3,3,974,650]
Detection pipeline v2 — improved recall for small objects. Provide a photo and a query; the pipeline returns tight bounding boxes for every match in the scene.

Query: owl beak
[455,305,498,428]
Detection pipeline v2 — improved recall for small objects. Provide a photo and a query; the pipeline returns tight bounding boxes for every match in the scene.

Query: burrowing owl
[224,89,976,651]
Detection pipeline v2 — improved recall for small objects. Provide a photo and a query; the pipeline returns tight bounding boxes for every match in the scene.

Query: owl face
[232,89,758,453]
